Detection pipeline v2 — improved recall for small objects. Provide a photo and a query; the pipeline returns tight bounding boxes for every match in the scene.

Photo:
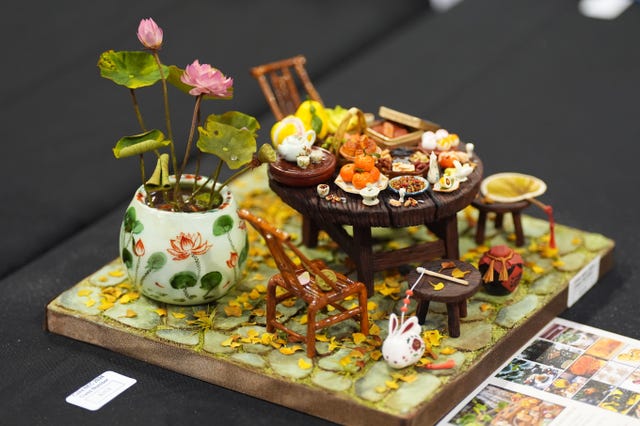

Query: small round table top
[406,259,482,303]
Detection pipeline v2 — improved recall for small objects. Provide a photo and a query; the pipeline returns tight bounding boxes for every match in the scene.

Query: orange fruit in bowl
[352,172,371,190]
[339,163,356,183]
[354,154,375,172]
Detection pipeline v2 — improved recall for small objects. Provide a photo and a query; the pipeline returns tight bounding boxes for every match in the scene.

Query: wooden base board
[46,248,614,426]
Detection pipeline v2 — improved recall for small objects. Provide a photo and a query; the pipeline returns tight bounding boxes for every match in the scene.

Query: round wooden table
[268,154,483,295]
[405,259,482,337]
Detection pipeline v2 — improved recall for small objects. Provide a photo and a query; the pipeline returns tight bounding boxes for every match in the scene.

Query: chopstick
[417,267,469,286]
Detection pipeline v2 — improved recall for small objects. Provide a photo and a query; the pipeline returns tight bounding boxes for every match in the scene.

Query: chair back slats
[251,55,323,121]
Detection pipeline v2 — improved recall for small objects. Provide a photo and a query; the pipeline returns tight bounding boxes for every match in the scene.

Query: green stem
[129,89,146,132]
[152,52,178,189]
[174,95,203,204]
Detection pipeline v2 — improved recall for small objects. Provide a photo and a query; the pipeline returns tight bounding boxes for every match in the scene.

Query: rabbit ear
[388,313,399,334]
[400,316,420,335]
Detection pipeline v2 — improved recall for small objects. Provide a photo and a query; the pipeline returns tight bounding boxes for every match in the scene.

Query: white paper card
[66,371,136,411]
[567,254,601,307]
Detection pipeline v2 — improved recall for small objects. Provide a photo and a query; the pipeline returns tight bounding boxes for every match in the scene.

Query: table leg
[512,211,525,247]
[352,225,374,296]
[446,302,461,337]
[302,216,319,247]
[429,216,460,260]
[475,210,487,245]
[416,300,430,325]
[459,300,468,318]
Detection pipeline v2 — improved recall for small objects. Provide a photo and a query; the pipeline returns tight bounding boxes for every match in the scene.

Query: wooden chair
[238,209,369,357]
[250,55,323,121]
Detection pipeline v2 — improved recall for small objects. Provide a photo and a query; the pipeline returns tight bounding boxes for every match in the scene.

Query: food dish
[388,175,429,195]
[335,174,389,194]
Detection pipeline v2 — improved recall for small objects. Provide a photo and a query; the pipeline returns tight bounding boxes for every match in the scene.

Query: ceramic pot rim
[133,174,233,216]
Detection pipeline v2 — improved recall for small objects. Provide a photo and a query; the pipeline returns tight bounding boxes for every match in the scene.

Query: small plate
[433,179,460,192]
[334,174,389,195]
[388,175,429,195]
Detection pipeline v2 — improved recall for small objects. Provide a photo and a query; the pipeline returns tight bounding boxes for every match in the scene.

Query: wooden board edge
[45,305,404,426]
[44,245,614,426]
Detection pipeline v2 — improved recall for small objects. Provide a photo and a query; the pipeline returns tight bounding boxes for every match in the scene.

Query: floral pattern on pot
[119,177,248,305]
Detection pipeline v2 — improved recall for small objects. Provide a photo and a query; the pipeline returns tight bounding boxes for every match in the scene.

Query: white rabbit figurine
[382,313,425,369]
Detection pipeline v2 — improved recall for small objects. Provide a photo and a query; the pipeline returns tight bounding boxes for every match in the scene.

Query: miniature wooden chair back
[238,209,369,357]
[250,55,323,121]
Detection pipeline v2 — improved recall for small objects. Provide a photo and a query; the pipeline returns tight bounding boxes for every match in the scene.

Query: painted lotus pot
[119,176,247,305]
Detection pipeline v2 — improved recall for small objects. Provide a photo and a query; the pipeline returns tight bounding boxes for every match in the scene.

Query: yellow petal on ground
[328,337,340,351]
[352,333,367,345]
[171,312,187,319]
[440,347,457,355]
[125,309,137,318]
[315,334,329,342]
[224,305,243,317]
[248,288,261,300]
[108,269,125,277]
[375,385,388,393]
[77,289,92,297]
[154,308,167,317]
[385,380,399,390]
[370,350,382,361]
[339,356,352,367]
[432,282,445,291]
[84,298,96,308]
[479,303,493,312]
[98,301,114,311]
[279,345,302,355]
[369,323,381,336]
[367,301,378,311]
[298,358,312,369]
[399,373,418,383]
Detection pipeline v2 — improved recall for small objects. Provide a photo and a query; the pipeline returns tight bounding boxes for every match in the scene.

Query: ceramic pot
[119,176,247,305]
[478,245,523,295]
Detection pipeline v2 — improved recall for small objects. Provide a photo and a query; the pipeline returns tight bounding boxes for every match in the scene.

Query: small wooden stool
[471,198,530,247]
[406,260,481,337]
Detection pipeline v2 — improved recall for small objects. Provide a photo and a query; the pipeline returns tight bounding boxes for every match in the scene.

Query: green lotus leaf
[170,271,197,290]
[113,129,170,158]
[146,252,167,271]
[200,271,223,292]
[213,215,234,236]
[196,112,259,169]
[166,65,233,100]
[98,50,170,89]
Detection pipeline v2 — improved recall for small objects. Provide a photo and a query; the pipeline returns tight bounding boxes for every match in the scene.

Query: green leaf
[213,214,234,236]
[121,248,133,268]
[166,65,234,100]
[98,50,170,89]
[238,235,249,266]
[170,271,198,289]
[196,111,259,169]
[200,271,223,291]
[123,207,137,233]
[146,252,167,271]
[113,129,170,158]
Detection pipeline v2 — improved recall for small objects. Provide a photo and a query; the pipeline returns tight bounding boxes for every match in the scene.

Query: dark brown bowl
[268,147,337,187]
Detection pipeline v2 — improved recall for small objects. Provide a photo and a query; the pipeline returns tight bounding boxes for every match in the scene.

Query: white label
[567,255,601,307]
[66,371,136,411]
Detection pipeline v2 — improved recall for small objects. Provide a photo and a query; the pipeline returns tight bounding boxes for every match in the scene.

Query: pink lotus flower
[137,18,163,50]
[167,232,212,260]
[180,60,233,97]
